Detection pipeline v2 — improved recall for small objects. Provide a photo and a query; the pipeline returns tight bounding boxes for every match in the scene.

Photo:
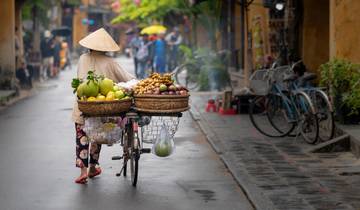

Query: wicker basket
[78,99,132,117]
[134,95,190,113]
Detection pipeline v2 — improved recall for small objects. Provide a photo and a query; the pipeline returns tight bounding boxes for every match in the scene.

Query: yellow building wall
[243,0,270,86]
[234,3,242,50]
[0,0,15,77]
[73,0,89,48]
[247,0,270,62]
[302,0,329,74]
[330,0,360,63]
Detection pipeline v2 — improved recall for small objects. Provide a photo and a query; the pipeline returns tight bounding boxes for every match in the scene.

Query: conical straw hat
[79,28,120,52]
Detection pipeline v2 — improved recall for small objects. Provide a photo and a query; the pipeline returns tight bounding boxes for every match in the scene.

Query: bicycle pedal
[112,156,123,160]
[141,148,151,153]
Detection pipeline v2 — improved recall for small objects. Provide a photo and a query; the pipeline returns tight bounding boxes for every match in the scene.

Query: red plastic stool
[218,107,237,115]
[206,99,217,112]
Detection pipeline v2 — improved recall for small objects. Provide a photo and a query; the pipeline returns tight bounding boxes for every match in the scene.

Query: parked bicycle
[249,61,334,144]
[290,61,335,142]
[249,65,319,143]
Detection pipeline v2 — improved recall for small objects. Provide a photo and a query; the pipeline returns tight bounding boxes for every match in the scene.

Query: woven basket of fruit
[78,99,132,116]
[72,71,135,117]
[134,95,189,113]
[134,73,190,113]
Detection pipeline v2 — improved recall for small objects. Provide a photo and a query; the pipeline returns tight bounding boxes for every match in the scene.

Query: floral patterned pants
[75,123,102,168]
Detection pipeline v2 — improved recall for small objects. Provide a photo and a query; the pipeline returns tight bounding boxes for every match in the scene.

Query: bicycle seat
[283,74,297,82]
[300,72,317,81]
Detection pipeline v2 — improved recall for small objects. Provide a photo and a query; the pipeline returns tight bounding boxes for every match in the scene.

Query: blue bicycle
[249,65,319,144]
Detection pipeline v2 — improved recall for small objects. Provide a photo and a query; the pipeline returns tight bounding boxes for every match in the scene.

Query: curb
[0,78,55,113]
[0,89,36,113]
[188,104,225,154]
[189,103,277,210]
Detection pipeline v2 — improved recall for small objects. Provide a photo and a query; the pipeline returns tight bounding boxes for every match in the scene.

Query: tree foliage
[111,0,184,25]
[22,0,54,27]
[111,0,223,50]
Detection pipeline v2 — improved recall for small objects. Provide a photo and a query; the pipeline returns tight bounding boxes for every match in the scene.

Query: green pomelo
[76,83,86,97]
[83,80,99,97]
[99,78,114,96]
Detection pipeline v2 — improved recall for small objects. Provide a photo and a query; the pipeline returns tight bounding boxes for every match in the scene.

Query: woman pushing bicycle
[72,28,134,184]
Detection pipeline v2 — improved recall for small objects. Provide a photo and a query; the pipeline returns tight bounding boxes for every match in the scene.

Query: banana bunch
[134,73,174,95]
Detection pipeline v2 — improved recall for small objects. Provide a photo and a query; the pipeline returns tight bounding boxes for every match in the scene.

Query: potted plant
[319,58,360,124]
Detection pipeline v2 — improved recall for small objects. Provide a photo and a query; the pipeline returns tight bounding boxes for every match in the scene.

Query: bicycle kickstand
[112,155,124,177]
[116,165,125,177]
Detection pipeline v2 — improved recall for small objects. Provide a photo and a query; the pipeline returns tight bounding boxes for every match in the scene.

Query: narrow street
[0,57,254,210]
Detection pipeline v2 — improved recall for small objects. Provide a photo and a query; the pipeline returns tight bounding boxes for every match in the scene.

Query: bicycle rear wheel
[295,92,319,144]
[249,94,295,137]
[122,131,128,177]
[311,90,335,141]
[174,63,199,90]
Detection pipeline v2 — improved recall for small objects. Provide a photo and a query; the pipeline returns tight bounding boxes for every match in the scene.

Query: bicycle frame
[270,78,316,124]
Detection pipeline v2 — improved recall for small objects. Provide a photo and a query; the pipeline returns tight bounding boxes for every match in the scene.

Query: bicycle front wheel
[310,90,335,142]
[249,94,295,137]
[129,123,139,187]
[174,63,199,90]
[130,147,139,187]
[295,92,319,144]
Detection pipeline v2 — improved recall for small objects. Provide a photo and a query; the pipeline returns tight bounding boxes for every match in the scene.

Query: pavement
[0,56,254,210]
[189,92,360,210]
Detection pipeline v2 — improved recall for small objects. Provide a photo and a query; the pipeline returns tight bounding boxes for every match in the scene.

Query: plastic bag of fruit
[152,123,175,157]
[83,117,123,145]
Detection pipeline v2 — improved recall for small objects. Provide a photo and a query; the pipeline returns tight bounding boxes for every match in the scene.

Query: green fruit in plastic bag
[155,143,171,157]
[153,123,174,157]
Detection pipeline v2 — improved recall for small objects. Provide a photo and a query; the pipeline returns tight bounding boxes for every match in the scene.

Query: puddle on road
[35,83,58,90]
[59,108,73,111]
[194,189,216,202]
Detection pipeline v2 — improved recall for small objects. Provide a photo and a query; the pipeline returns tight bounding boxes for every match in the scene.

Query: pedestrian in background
[52,36,62,77]
[165,27,182,71]
[16,61,32,89]
[129,29,141,77]
[153,32,167,73]
[40,30,54,81]
[136,34,152,79]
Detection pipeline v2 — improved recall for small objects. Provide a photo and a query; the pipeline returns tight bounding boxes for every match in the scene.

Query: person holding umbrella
[72,28,134,184]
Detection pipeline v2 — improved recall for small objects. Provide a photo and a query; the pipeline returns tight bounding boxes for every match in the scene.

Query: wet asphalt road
[0,57,253,210]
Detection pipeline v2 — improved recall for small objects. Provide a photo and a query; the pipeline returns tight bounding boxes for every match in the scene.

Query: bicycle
[290,61,335,142]
[111,110,182,187]
[249,65,320,144]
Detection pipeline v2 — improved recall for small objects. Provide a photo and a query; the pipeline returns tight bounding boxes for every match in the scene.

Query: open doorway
[300,0,329,74]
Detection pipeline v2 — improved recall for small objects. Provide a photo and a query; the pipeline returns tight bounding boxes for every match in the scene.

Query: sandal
[75,174,88,184]
[88,167,102,179]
